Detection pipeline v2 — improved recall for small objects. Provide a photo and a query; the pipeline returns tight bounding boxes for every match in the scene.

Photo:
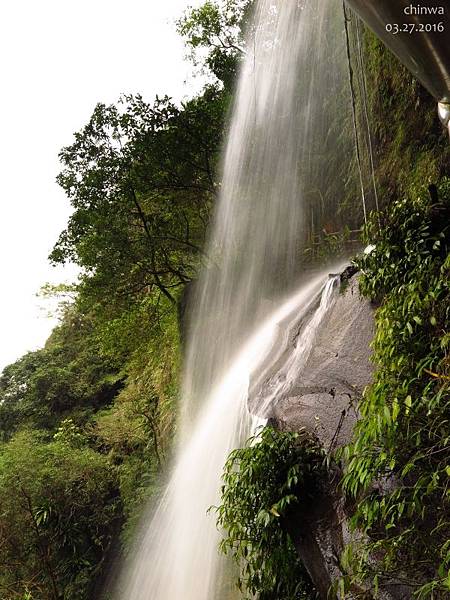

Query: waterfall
[117,273,339,599]
[183,0,356,420]
[115,0,357,598]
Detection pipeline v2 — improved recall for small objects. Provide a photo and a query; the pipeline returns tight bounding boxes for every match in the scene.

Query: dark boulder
[272,274,413,599]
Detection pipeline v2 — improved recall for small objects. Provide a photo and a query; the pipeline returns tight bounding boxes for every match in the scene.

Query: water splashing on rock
[115,1,357,597]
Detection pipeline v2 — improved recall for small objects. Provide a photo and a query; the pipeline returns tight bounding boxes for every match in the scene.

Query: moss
[363,31,450,200]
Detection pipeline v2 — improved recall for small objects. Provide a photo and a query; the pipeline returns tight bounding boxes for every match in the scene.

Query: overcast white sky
[0,0,206,372]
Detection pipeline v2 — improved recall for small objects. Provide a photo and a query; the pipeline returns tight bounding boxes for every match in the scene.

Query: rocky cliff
[271,275,413,599]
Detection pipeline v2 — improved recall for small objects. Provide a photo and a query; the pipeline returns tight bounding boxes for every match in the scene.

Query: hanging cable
[343,1,367,224]
[355,18,380,214]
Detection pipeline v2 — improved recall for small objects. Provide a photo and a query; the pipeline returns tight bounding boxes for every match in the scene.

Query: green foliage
[93,297,181,543]
[363,30,450,203]
[216,426,322,599]
[0,40,227,600]
[0,294,182,598]
[53,418,87,448]
[0,304,122,438]
[302,225,361,265]
[0,430,120,599]
[0,1,246,596]
[177,0,253,87]
[340,179,450,597]
[51,87,226,306]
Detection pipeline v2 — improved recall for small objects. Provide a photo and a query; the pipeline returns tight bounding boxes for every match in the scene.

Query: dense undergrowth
[339,179,450,598]
[0,293,180,598]
[216,427,323,600]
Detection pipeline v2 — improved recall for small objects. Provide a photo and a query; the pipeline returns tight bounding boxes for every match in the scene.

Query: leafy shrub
[216,426,323,599]
[340,179,450,597]
[0,430,120,599]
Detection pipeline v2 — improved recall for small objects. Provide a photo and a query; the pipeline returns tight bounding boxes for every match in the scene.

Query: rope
[355,18,380,213]
[343,1,367,224]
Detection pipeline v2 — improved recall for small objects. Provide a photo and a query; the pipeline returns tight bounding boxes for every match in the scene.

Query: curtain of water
[115,1,357,598]
[183,0,354,419]
[116,272,338,600]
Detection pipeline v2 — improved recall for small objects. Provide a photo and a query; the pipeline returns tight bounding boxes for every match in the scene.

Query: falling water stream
[116,0,358,598]
[118,273,339,599]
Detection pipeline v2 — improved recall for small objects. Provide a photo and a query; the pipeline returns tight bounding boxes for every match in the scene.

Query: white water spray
[115,0,356,597]
[117,274,338,600]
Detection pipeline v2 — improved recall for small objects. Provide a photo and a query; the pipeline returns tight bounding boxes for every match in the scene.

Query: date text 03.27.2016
[385,22,445,34]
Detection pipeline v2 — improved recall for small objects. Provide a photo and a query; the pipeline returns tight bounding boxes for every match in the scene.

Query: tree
[0,304,122,438]
[177,0,253,87]
[50,87,226,307]
[0,3,253,597]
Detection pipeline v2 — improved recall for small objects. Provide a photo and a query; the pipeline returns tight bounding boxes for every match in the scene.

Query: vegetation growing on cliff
[214,25,450,600]
[0,2,249,597]
[362,31,450,202]
[0,429,119,599]
[340,180,450,598]
[333,29,450,598]
[216,426,323,599]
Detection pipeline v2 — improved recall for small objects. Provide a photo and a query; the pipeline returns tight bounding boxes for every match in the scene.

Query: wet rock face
[271,275,374,598]
[273,275,374,450]
[274,276,412,600]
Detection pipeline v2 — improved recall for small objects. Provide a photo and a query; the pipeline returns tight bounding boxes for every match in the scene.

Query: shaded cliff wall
[272,22,450,599]
[362,28,450,200]
[272,275,378,599]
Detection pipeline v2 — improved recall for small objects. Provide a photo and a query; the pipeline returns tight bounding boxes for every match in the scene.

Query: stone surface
[273,274,374,450]
[272,275,413,599]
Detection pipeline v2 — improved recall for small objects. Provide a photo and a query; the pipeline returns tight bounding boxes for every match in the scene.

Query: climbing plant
[216,426,323,599]
[340,178,450,597]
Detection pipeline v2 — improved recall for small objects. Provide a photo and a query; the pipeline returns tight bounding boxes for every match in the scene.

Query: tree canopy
[177,0,253,87]
[0,3,246,598]
[51,87,227,306]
